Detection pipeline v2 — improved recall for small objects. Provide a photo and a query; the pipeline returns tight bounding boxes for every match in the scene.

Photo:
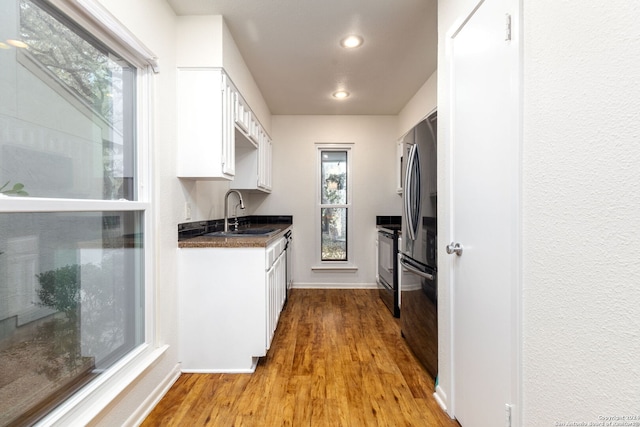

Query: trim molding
[292,282,379,290]
[49,0,159,72]
[434,386,449,413]
[39,344,169,425]
[310,265,358,272]
[124,363,182,427]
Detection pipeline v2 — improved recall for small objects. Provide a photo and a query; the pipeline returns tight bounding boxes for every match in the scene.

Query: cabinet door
[177,68,234,180]
[266,137,273,190]
[266,262,275,349]
[257,131,268,191]
[221,74,235,177]
[265,250,285,350]
[234,92,251,133]
[249,115,260,144]
[258,133,272,192]
[276,249,286,310]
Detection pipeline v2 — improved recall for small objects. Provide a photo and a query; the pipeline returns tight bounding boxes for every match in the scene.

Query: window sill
[37,343,169,426]
[311,265,358,272]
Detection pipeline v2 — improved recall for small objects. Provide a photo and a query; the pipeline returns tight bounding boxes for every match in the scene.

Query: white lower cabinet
[266,244,286,348]
[178,236,287,373]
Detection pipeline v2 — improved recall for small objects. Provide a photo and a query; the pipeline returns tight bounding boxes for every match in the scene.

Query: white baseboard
[292,282,380,290]
[125,363,181,427]
[434,385,449,413]
[181,364,257,374]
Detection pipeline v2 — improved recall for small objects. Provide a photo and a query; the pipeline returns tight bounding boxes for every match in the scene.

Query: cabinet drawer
[265,236,285,269]
[266,245,275,269]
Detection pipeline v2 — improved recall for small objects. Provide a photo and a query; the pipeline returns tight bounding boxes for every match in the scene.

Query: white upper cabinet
[249,115,261,145]
[177,67,235,180]
[176,17,272,185]
[258,131,272,191]
[234,91,252,135]
[231,125,273,193]
[177,66,272,188]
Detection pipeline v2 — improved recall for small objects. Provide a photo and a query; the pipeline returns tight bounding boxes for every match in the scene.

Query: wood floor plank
[141,289,459,427]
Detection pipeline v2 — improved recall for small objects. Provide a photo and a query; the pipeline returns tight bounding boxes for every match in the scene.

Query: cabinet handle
[446,242,464,256]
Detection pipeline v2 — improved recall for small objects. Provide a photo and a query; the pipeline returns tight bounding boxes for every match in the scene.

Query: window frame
[0,0,162,424]
[315,143,354,267]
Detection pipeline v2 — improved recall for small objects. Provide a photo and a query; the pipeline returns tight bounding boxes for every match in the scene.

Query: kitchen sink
[204,228,278,237]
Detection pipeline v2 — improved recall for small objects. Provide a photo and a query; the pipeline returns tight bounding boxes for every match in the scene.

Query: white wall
[438,0,640,424]
[521,0,640,424]
[175,16,223,67]
[222,21,271,135]
[254,115,400,287]
[398,70,438,137]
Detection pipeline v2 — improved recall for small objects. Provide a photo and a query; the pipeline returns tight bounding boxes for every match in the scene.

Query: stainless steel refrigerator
[400,111,438,379]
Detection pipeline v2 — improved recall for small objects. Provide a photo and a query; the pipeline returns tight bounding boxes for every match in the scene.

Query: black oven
[378,227,399,317]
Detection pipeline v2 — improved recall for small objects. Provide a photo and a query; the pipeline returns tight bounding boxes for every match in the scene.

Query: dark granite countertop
[178,223,291,248]
[178,215,292,248]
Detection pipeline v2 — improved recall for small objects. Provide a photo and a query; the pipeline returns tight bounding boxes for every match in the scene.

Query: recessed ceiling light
[340,35,363,49]
[6,39,28,49]
[332,90,350,99]
[0,42,10,50]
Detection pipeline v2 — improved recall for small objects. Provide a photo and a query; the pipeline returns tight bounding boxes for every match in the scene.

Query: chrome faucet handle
[233,202,243,231]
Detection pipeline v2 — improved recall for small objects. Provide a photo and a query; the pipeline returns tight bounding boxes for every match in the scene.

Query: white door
[449,0,519,426]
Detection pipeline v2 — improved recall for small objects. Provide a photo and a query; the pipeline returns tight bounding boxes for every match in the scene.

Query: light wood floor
[142,289,459,426]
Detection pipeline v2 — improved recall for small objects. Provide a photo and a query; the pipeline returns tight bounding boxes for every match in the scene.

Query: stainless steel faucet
[224,189,245,232]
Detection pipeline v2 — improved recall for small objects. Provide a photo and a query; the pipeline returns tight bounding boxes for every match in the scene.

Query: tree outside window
[320,150,349,261]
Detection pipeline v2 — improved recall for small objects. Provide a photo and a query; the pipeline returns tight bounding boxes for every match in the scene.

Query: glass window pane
[0,211,144,425]
[321,151,347,205]
[0,0,136,200]
[321,207,347,261]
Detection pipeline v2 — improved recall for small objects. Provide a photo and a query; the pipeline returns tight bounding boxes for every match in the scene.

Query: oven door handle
[379,230,394,239]
[400,257,434,281]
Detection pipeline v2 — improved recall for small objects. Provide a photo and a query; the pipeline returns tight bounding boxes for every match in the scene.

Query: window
[0,0,150,424]
[318,146,352,262]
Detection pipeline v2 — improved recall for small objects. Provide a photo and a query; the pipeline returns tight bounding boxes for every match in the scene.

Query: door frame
[439,0,523,425]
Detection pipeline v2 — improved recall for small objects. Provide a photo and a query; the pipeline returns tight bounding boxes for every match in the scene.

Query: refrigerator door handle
[403,144,415,240]
[403,144,421,241]
[400,257,434,281]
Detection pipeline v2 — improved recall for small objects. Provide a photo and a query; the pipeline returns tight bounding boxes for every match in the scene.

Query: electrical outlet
[184,203,192,220]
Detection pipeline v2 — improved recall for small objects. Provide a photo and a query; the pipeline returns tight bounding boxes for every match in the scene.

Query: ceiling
[165,0,437,116]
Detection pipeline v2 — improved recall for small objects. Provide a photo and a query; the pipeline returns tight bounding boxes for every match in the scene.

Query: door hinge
[505,403,513,427]
[504,13,512,41]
